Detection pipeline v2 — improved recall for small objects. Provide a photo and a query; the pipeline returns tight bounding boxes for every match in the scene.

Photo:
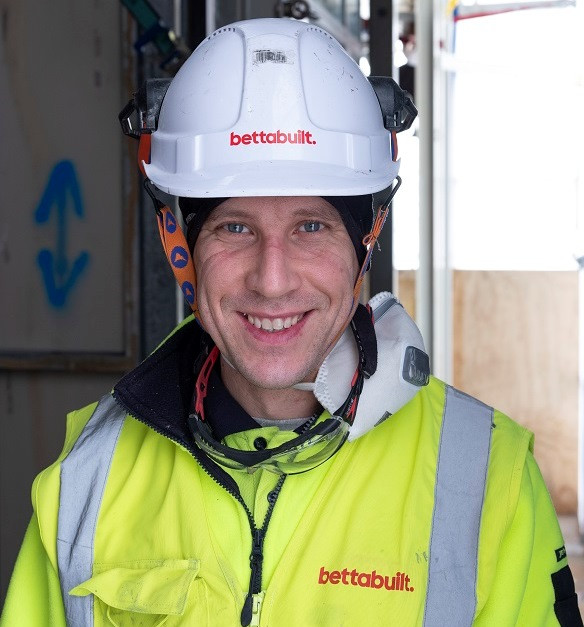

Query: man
[2,17,581,626]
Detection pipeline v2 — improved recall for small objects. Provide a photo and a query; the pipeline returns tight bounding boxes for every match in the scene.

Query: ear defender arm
[119,78,172,176]
[119,78,172,139]
[367,76,417,133]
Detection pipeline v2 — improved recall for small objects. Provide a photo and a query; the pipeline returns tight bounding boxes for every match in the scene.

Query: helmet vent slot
[207,26,236,41]
[306,26,333,39]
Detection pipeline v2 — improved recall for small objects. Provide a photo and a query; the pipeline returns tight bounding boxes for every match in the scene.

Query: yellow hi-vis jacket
[1,319,581,626]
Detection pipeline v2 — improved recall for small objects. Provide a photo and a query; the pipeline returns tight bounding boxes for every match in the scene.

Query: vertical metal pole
[429,0,453,381]
[206,0,216,35]
[415,0,434,359]
[575,0,584,541]
[579,256,584,536]
[369,0,394,296]
[173,0,182,37]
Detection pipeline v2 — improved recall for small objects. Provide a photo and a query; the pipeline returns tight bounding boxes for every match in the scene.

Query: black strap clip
[368,76,417,133]
[118,78,172,139]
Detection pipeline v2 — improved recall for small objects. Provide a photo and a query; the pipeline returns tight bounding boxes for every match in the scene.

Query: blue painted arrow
[34,160,90,308]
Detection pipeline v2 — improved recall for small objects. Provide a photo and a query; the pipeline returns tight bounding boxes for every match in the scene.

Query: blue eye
[225,223,248,233]
[300,221,322,233]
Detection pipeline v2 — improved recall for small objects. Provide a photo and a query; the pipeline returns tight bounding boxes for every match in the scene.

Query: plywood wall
[452,270,579,514]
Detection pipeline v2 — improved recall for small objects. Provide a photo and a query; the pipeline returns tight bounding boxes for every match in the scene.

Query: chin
[235,360,313,391]
[248,371,305,391]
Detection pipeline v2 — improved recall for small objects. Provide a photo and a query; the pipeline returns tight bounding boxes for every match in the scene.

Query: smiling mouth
[243,312,305,333]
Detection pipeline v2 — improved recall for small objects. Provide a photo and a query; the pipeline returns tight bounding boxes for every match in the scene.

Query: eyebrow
[288,204,341,222]
[207,202,342,224]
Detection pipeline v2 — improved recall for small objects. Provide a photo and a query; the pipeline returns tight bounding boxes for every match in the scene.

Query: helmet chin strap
[324,175,402,354]
[354,176,401,305]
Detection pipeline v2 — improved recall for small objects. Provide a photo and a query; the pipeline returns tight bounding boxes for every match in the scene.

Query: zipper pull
[241,529,265,626]
[249,591,265,627]
[241,591,266,626]
[241,594,253,626]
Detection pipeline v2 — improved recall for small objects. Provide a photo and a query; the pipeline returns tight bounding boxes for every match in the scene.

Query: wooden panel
[397,269,416,320]
[453,270,579,514]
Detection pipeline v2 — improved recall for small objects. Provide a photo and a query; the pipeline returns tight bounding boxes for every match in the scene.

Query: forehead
[206,196,343,222]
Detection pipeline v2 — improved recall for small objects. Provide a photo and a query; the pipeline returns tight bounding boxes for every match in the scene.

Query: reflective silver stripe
[424,386,493,626]
[57,394,126,626]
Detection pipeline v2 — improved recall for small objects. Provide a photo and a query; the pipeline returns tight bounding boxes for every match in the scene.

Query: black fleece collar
[112,319,257,445]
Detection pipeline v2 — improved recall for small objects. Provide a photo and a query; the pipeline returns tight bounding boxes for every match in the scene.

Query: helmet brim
[144,159,399,198]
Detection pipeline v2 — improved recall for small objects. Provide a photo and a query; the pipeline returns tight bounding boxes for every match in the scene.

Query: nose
[245,237,302,298]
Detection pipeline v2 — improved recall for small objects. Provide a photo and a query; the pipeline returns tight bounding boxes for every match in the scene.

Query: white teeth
[246,314,262,328]
[261,318,272,331]
[245,313,304,332]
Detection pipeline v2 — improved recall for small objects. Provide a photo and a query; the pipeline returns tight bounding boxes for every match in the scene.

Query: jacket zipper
[240,475,286,626]
[111,392,286,627]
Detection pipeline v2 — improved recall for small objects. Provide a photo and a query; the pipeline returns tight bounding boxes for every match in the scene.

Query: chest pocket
[69,559,207,626]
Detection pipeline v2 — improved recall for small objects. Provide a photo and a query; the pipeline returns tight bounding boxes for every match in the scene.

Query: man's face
[194,196,359,390]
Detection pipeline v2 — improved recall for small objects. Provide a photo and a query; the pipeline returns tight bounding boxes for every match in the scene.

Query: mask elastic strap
[144,180,199,317]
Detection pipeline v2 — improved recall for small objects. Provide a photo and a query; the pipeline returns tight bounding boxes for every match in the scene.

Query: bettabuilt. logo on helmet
[230,130,317,145]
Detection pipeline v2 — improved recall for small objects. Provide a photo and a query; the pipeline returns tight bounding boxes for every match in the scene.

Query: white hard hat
[143,18,407,197]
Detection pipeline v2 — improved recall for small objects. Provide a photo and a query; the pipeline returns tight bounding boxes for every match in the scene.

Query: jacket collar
[113,318,257,445]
